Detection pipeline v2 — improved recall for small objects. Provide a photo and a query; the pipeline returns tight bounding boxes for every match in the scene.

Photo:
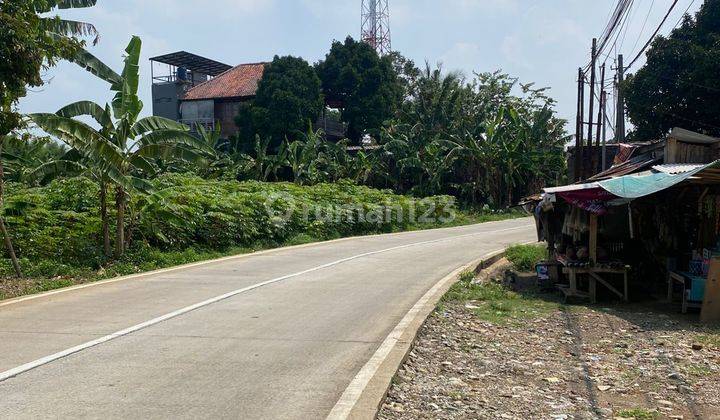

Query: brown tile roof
[182,62,267,101]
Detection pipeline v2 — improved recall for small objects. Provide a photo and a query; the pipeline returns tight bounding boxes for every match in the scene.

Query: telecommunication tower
[361,0,391,55]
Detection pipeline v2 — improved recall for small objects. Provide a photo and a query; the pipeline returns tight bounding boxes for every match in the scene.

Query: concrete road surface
[0,218,535,419]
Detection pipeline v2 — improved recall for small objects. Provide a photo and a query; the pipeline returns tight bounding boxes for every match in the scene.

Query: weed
[505,244,547,272]
[684,363,713,377]
[443,280,561,325]
[615,408,659,419]
[695,333,720,349]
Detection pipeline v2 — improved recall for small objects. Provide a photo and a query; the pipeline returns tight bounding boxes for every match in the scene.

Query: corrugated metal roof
[183,63,267,101]
[669,127,720,145]
[587,156,662,181]
[150,51,232,77]
[652,163,706,175]
[544,182,601,194]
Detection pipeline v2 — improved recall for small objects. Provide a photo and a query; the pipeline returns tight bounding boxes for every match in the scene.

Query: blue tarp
[598,161,720,199]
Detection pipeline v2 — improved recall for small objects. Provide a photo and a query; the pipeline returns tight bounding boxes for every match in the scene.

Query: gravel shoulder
[379,264,720,420]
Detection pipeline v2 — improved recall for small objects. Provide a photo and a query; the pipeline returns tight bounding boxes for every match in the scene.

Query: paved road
[0,218,535,419]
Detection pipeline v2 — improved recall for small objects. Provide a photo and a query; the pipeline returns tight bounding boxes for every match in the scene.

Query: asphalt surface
[0,218,535,419]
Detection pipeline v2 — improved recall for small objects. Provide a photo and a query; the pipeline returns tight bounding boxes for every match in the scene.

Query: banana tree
[29,36,210,257]
[238,135,287,182]
[33,0,100,44]
[0,0,99,277]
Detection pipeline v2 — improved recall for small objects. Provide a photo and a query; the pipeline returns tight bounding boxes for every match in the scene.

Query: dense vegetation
[1,0,100,277]
[623,0,720,139]
[0,174,461,282]
[218,68,568,208]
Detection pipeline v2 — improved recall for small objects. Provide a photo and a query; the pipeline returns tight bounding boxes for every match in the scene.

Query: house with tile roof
[150,52,346,140]
[180,63,267,138]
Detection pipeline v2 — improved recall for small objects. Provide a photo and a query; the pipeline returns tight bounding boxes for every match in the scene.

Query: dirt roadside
[378,264,720,420]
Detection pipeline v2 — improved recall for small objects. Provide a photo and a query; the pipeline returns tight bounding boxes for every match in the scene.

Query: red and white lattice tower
[361,0,391,55]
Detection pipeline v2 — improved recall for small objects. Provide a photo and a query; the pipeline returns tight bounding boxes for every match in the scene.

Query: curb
[328,249,508,420]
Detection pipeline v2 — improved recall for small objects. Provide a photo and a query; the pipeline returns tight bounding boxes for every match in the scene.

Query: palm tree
[29,36,209,257]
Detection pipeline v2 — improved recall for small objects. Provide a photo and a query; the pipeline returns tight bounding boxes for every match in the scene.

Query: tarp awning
[541,160,720,214]
[598,160,720,199]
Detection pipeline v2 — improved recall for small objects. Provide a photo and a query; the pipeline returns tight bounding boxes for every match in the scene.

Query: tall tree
[623,1,720,139]
[316,37,402,143]
[235,56,323,151]
[0,0,98,277]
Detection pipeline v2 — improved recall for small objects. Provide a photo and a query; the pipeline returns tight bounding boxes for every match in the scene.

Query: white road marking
[0,219,531,309]
[327,240,538,419]
[0,225,533,383]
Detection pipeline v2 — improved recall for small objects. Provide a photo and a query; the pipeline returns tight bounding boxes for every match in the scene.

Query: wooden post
[575,68,585,182]
[589,213,598,264]
[616,54,626,142]
[701,258,720,323]
[595,64,606,174]
[588,39,597,151]
[601,90,608,171]
[624,270,629,303]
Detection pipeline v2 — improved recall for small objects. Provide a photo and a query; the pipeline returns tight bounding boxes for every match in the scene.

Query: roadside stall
[534,161,720,322]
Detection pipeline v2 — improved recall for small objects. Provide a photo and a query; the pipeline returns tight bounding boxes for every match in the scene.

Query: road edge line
[0,231,534,383]
[326,249,507,420]
[0,219,531,309]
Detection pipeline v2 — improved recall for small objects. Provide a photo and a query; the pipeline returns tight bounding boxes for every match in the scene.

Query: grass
[442,271,561,325]
[695,332,720,350]
[615,408,660,419]
[0,212,528,302]
[683,363,713,378]
[505,244,546,272]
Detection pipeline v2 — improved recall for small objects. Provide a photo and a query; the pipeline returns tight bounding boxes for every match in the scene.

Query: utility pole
[575,67,585,182]
[595,63,606,173]
[601,90,608,171]
[616,54,626,142]
[586,39,597,179]
[588,39,597,149]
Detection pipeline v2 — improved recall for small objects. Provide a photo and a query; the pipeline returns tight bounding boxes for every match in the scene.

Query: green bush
[505,244,546,272]
[1,174,460,276]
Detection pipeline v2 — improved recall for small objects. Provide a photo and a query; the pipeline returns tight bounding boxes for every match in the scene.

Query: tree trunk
[115,186,125,258]
[0,137,22,278]
[100,182,111,257]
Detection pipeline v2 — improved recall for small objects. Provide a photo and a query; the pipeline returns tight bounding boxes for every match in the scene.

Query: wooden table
[561,266,630,304]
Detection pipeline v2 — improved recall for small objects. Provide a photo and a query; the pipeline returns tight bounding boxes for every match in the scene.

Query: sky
[19,0,702,135]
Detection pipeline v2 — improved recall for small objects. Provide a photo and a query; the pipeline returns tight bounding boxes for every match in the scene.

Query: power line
[617,0,640,53]
[593,0,636,69]
[628,0,656,58]
[626,0,681,71]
